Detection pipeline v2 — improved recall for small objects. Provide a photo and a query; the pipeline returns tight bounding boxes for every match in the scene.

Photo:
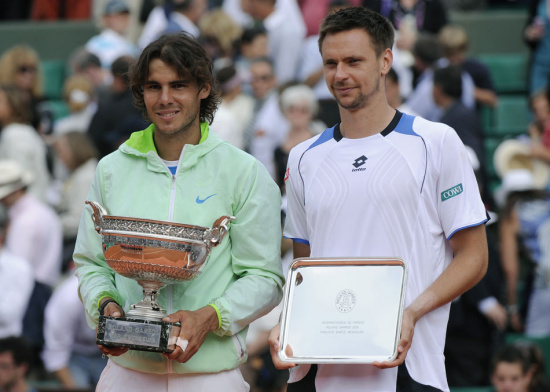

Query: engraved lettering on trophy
[319,319,365,335]
[104,320,162,347]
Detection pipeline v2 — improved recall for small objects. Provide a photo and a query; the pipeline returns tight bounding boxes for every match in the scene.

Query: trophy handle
[85,200,107,234]
[208,216,235,247]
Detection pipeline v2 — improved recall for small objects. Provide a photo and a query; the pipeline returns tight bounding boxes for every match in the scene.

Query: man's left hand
[372,307,415,369]
[162,306,219,363]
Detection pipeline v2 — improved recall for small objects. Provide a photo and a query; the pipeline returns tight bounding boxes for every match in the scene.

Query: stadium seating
[477,53,529,95]
[482,95,530,137]
[41,59,66,100]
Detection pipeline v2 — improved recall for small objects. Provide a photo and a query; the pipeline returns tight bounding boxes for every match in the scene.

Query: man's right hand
[268,323,296,370]
[96,298,129,357]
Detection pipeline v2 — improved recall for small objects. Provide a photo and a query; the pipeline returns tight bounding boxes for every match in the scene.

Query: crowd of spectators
[0,0,549,391]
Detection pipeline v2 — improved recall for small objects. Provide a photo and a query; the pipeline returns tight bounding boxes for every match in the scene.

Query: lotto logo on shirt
[441,183,463,201]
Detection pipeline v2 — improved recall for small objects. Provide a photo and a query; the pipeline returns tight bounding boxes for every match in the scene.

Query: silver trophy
[86,201,234,353]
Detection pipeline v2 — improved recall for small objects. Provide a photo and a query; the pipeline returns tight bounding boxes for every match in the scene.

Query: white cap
[0,160,34,200]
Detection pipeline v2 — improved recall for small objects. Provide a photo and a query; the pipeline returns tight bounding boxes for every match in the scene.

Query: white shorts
[96,360,250,392]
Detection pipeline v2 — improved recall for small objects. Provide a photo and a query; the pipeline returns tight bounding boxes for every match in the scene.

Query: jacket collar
[119,122,221,172]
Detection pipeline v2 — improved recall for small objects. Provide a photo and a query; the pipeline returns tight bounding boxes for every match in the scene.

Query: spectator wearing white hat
[0,160,62,289]
[0,160,63,372]
[495,139,550,336]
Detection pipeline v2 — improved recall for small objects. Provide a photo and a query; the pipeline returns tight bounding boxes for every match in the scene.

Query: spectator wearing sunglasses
[0,45,48,134]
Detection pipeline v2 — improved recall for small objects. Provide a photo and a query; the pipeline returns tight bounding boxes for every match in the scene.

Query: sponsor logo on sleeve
[441,183,463,201]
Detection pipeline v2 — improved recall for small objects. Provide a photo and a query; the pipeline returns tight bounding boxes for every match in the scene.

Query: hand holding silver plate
[277,257,407,364]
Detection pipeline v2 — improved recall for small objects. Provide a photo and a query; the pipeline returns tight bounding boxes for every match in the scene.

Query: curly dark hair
[129,32,221,124]
[318,6,394,58]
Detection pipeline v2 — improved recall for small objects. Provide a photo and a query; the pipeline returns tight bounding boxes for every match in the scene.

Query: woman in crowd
[53,131,98,271]
[0,45,48,133]
[199,8,242,65]
[0,84,50,201]
[497,148,550,337]
[273,84,325,191]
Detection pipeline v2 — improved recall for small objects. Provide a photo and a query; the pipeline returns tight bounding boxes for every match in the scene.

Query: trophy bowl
[86,201,235,352]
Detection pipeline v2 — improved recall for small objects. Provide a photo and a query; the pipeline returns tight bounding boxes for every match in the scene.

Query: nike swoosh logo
[196,194,216,204]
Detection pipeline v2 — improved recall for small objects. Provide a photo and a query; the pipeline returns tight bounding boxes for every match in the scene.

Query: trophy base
[97,316,181,353]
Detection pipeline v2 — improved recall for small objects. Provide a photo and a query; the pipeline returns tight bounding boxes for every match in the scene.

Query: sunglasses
[17,65,37,74]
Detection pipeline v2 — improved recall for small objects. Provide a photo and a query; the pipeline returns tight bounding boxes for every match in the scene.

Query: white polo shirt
[283,111,487,392]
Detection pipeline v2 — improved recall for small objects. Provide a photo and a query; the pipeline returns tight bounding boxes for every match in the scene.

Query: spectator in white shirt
[138,0,208,49]
[42,273,107,390]
[85,0,139,69]
[0,160,62,288]
[0,204,34,339]
[0,160,62,373]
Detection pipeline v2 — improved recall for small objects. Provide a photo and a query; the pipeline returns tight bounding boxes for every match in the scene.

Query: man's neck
[338,101,397,139]
[153,125,201,161]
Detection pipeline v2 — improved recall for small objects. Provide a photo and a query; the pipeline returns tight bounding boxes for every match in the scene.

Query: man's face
[321,28,391,112]
[242,34,268,59]
[0,352,23,391]
[104,12,130,35]
[143,58,210,138]
[250,61,275,100]
[284,99,313,129]
[14,63,37,93]
[492,362,531,392]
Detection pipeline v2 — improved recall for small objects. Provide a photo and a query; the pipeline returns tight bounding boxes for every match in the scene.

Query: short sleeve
[283,147,309,245]
[436,128,487,239]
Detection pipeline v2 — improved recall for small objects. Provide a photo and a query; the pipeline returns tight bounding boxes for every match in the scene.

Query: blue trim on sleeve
[283,236,310,246]
[394,113,418,136]
[447,218,488,240]
[306,126,335,151]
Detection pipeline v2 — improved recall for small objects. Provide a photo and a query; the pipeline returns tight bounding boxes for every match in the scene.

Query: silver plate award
[278,258,407,364]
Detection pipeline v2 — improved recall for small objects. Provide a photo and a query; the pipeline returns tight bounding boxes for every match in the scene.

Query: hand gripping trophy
[86,201,234,353]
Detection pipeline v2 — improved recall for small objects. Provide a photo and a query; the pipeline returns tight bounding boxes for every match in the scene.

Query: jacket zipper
[233,333,245,359]
[167,170,177,374]
[160,147,184,374]
[169,174,177,221]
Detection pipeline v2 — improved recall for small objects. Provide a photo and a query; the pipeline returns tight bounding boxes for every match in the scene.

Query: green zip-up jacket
[74,122,284,374]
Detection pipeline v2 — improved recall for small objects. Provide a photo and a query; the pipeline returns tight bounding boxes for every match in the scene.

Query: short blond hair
[199,9,242,57]
[438,25,468,58]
